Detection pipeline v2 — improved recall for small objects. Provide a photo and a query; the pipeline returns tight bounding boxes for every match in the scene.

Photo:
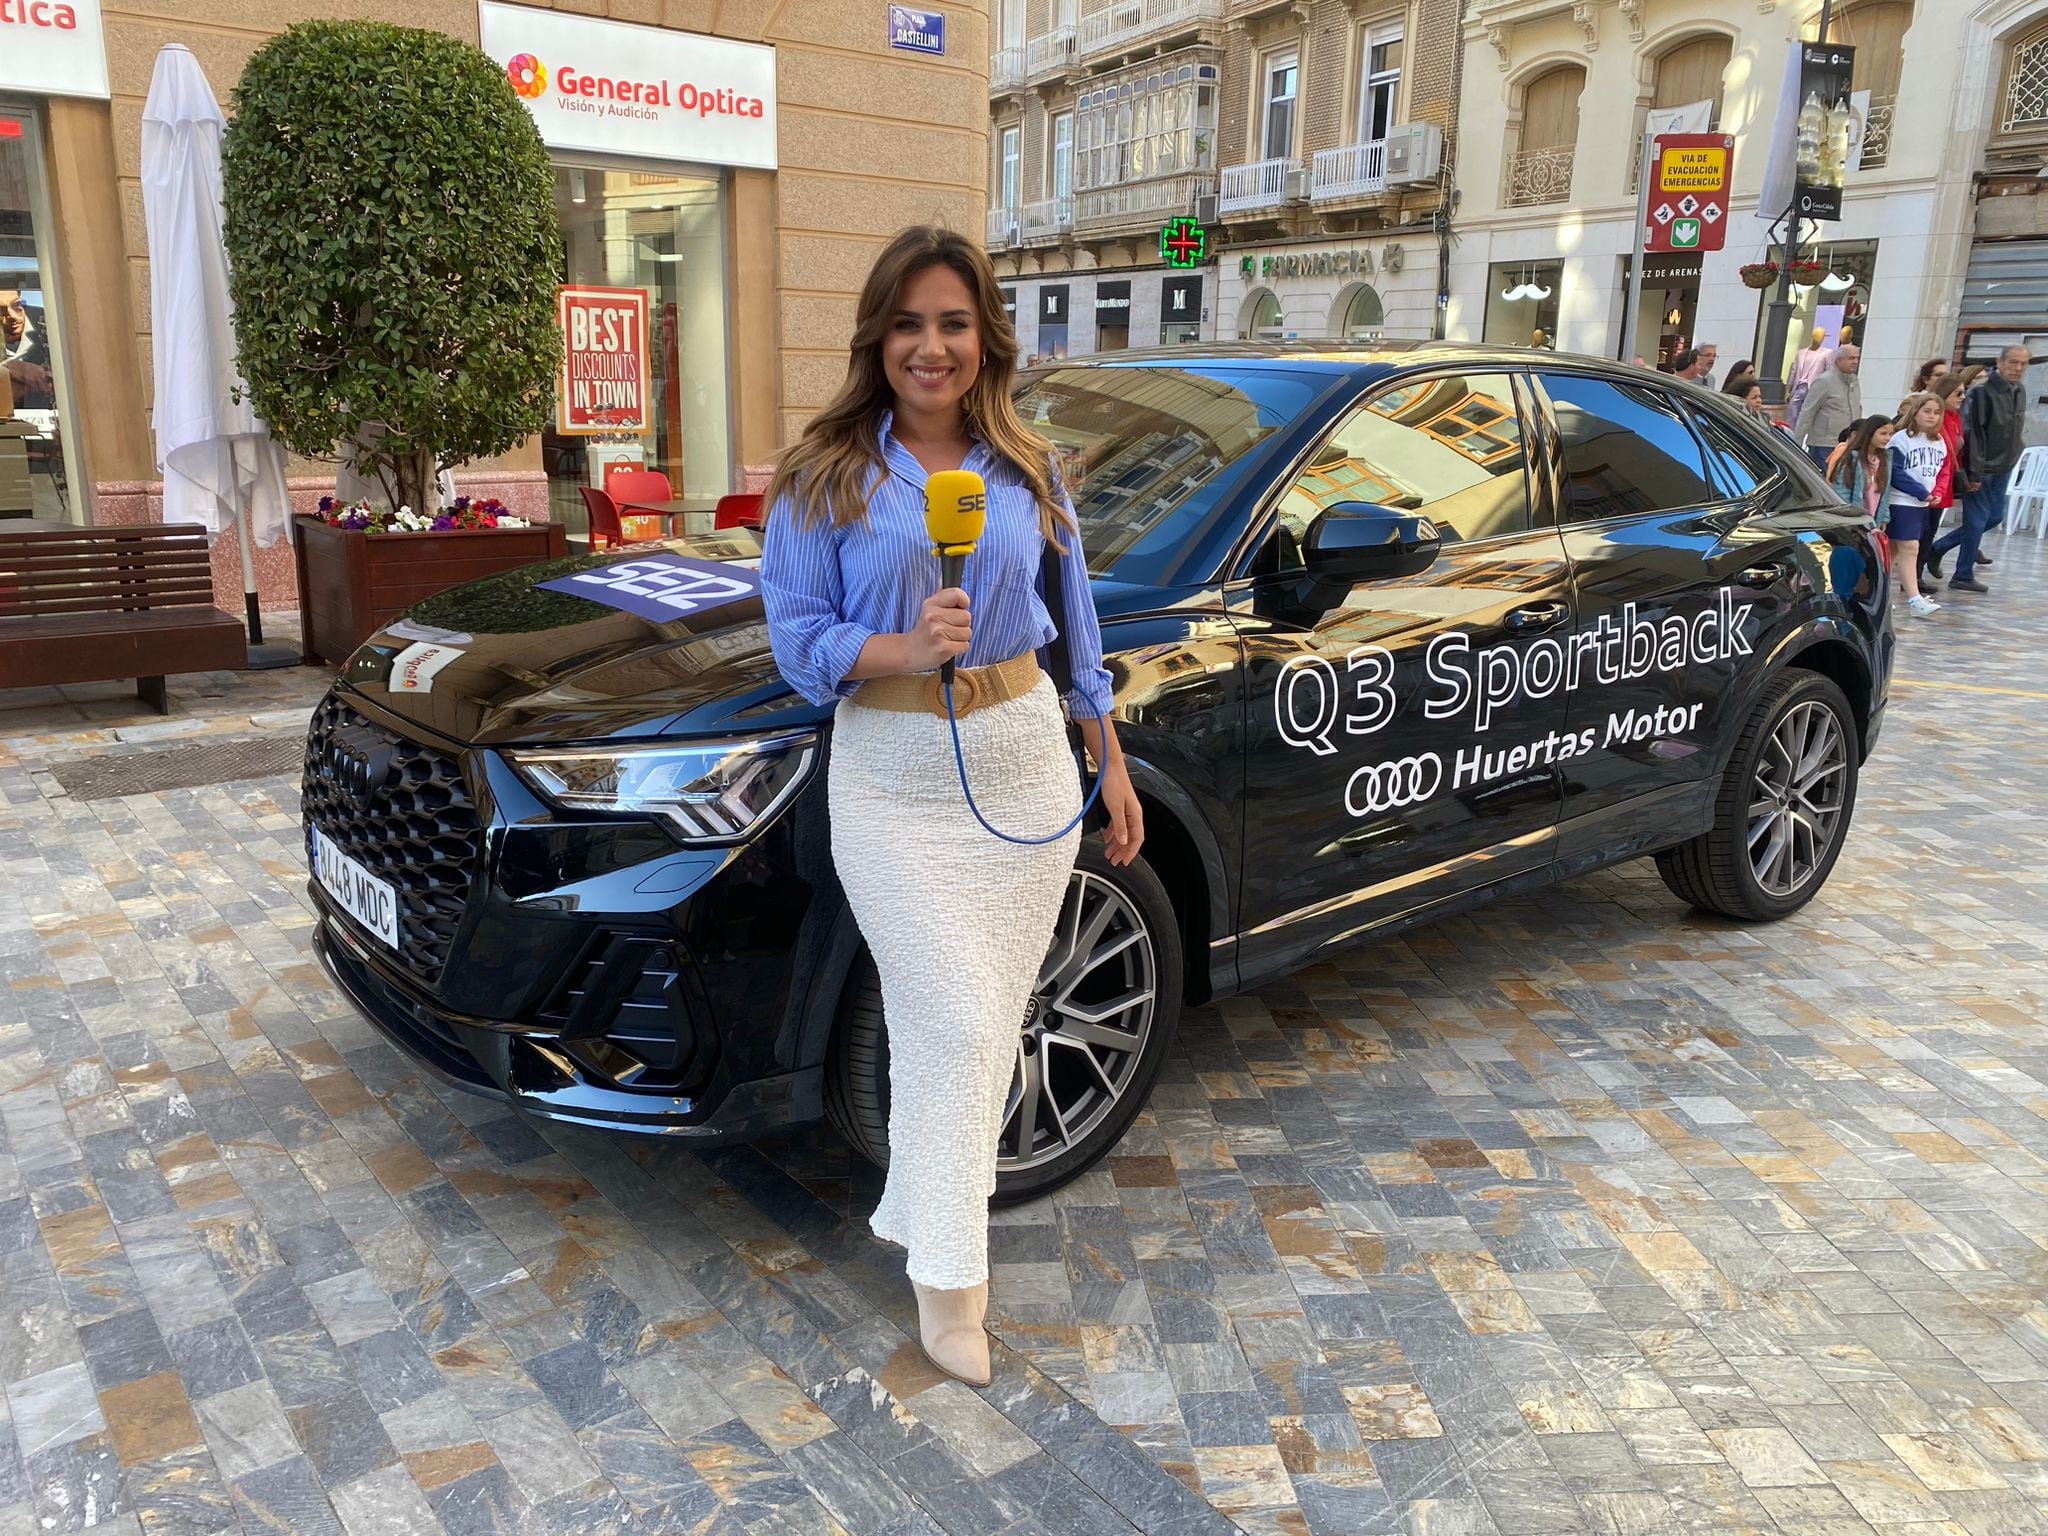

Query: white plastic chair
[2001,445,2048,537]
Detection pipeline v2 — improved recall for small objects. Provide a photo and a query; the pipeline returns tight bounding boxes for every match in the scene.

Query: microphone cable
[941,679,1104,846]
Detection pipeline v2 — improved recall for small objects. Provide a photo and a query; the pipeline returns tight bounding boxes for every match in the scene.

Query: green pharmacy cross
[1160,217,1208,269]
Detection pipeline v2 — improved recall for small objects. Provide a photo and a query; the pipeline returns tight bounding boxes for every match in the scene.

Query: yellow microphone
[924,469,986,686]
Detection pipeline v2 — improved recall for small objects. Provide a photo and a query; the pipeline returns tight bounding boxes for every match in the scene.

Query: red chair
[579,485,656,551]
[714,494,765,531]
[605,469,677,536]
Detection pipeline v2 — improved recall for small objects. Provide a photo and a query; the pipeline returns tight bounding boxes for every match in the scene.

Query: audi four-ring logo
[321,727,395,809]
[1344,753,1443,816]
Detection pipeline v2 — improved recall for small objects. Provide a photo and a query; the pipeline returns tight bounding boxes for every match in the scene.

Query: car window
[1016,364,1334,585]
[1688,406,1779,499]
[1272,371,1531,554]
[1538,373,1717,521]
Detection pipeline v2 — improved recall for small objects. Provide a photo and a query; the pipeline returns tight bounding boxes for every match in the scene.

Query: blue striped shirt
[759,415,1116,718]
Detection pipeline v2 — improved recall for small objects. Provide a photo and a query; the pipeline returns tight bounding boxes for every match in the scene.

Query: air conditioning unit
[1283,168,1311,203]
[1194,193,1219,224]
[1384,122,1444,185]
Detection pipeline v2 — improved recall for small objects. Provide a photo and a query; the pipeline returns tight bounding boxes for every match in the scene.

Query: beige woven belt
[851,652,1041,719]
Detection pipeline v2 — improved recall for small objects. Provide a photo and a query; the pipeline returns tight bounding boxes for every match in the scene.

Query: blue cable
[942,677,1104,845]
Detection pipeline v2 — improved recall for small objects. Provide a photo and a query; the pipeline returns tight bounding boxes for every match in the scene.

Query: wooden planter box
[293,514,569,665]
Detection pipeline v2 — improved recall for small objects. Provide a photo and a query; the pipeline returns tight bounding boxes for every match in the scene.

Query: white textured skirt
[830,672,1082,1288]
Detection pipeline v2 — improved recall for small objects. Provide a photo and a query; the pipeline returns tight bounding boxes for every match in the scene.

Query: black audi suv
[306,343,1891,1202]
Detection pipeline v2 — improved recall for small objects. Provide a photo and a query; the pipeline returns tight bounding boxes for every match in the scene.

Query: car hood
[334,529,1157,747]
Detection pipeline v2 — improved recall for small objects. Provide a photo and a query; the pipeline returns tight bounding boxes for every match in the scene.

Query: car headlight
[507,731,817,845]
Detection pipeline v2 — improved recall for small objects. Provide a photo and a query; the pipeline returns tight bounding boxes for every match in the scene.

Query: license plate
[312,827,399,950]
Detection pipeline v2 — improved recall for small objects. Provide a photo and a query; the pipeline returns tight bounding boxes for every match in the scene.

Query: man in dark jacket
[1931,344,2031,592]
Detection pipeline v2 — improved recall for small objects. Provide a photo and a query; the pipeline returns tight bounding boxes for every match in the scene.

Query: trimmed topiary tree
[222,20,563,517]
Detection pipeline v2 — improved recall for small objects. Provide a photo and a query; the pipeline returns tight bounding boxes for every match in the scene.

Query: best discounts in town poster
[557,285,651,436]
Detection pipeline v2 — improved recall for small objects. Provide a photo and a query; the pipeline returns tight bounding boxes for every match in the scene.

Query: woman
[1910,357,1949,393]
[1887,391,1948,618]
[1720,373,1766,418]
[759,226,1144,1385]
[1921,371,1969,584]
[1828,414,1893,525]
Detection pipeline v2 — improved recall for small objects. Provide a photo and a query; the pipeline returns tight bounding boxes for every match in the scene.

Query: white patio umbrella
[141,43,296,666]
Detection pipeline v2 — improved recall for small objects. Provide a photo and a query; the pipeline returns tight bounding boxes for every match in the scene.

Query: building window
[1261,49,1299,159]
[1001,126,1020,209]
[1360,26,1402,144]
[0,103,80,522]
[1826,1,1909,167]
[1507,66,1582,208]
[1239,288,1283,340]
[2004,26,2048,132]
[1652,35,1732,131]
[1076,58,1218,191]
[1051,113,1073,199]
[1483,259,1562,347]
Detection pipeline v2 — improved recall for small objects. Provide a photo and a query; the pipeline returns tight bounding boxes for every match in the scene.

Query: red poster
[557,286,651,436]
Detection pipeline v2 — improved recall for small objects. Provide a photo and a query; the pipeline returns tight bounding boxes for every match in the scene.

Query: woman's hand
[904,588,971,672]
[1098,758,1144,866]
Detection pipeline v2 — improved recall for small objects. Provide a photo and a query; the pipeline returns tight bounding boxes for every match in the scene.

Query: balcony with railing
[1021,197,1074,243]
[1861,96,1893,169]
[988,205,1020,249]
[1027,27,1078,80]
[1505,146,1574,207]
[1075,172,1214,235]
[1079,0,1224,62]
[992,47,1028,92]
[1311,140,1387,202]
[1219,157,1299,215]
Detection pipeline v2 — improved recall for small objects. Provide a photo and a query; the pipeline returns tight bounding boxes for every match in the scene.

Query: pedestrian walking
[1721,372,1766,419]
[1929,343,2030,593]
[1794,343,1863,471]
[1887,391,1948,618]
[1673,346,1716,387]
[1827,415,1893,525]
[1919,371,1968,587]
[1910,357,1948,393]
[758,224,1143,1387]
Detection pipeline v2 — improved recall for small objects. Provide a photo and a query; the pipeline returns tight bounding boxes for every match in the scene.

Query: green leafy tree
[222,20,563,516]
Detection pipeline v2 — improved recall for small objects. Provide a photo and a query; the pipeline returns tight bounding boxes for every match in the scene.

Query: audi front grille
[303,693,480,988]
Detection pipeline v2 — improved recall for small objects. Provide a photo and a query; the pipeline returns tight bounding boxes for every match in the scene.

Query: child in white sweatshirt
[1888,392,1948,618]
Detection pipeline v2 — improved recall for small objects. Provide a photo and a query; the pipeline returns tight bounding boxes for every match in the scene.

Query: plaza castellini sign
[477,1,777,170]
[0,0,110,99]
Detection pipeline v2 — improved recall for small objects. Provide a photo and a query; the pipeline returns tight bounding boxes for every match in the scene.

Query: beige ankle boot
[912,1280,991,1386]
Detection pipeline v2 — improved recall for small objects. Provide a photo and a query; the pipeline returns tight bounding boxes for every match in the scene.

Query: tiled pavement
[2,539,2047,1535]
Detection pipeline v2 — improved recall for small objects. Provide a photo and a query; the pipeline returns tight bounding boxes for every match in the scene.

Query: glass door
[543,160,731,540]
[1,101,82,523]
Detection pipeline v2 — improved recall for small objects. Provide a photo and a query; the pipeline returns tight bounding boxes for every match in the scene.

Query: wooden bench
[0,524,247,713]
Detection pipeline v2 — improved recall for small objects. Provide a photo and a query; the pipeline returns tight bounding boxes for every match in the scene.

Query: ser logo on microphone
[958,491,987,514]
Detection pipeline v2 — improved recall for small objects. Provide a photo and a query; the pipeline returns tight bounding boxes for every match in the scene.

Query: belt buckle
[924,669,982,718]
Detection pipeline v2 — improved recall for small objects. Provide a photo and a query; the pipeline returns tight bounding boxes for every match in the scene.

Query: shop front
[1094,280,1131,352]
[1004,267,1213,360]
[1,1,106,523]
[1482,259,1562,349]
[1617,253,1702,368]
[1218,236,1431,344]
[477,1,770,539]
[1751,240,1877,386]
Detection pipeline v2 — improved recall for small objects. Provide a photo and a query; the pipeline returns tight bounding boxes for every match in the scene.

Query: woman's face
[883,263,982,423]
[1743,385,1764,413]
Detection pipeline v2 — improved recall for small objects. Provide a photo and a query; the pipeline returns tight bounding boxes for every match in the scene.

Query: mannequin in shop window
[1787,326,1834,428]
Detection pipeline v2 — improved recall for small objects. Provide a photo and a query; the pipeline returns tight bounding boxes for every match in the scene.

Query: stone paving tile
[2,542,2047,1532]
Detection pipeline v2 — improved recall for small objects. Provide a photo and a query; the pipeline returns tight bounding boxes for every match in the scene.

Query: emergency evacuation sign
[557,285,651,436]
[1645,133,1734,255]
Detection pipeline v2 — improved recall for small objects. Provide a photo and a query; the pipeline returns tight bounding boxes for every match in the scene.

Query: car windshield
[1014,364,1334,585]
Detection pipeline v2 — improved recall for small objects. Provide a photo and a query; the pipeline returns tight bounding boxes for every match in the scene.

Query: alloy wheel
[1746,700,1848,898]
[997,870,1158,1173]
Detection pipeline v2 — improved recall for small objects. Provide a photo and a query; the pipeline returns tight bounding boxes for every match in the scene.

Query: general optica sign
[477,1,777,170]
[557,286,650,436]
[0,0,109,99]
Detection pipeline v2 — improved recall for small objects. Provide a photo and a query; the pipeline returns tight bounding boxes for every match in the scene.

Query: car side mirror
[1301,503,1441,597]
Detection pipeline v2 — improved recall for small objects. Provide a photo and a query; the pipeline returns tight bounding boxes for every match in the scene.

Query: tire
[1655,668,1859,921]
[825,836,1184,1206]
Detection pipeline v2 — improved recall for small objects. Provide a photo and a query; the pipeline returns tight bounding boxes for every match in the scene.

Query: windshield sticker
[1276,586,1756,816]
[539,553,761,622]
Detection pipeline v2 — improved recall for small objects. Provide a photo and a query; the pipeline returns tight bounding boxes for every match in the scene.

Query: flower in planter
[319,496,528,533]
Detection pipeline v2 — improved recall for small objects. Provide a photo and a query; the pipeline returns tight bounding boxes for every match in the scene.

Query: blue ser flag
[538,552,761,622]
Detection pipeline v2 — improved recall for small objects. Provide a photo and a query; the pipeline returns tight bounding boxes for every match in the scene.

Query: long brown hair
[1931,371,1966,410]
[1894,390,1944,439]
[766,225,1070,538]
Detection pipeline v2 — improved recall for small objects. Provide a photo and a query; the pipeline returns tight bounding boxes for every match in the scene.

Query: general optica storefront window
[0,103,82,523]
[542,161,731,538]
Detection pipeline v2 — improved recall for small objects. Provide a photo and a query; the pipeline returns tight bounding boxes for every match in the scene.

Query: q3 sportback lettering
[305,343,1891,1202]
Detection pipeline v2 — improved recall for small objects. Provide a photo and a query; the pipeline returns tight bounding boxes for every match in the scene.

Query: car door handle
[1737,564,1790,589]
[1504,601,1571,634]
